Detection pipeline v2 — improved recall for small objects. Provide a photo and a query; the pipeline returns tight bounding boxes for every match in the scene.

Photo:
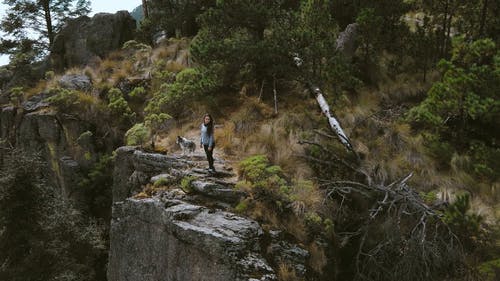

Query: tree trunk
[258,79,265,101]
[479,0,488,38]
[309,84,354,152]
[42,0,53,48]
[142,0,149,19]
[291,52,355,153]
[273,76,278,115]
[441,0,449,57]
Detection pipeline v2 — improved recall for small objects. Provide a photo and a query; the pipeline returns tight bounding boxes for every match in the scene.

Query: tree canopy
[0,0,90,60]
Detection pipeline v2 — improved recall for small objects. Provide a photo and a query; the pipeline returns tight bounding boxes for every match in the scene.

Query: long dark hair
[203,113,214,135]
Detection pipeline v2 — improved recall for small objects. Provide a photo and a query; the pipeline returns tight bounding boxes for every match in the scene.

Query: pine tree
[0,0,90,59]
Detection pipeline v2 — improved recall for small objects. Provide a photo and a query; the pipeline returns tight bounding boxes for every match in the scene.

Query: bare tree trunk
[479,0,488,37]
[292,53,355,153]
[273,76,278,115]
[42,0,54,48]
[441,0,450,57]
[142,0,149,19]
[258,79,265,101]
[308,85,354,152]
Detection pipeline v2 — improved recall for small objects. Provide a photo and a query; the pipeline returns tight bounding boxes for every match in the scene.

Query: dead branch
[320,174,468,281]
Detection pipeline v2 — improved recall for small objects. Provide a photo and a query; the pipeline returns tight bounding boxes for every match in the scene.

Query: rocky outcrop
[336,23,358,59]
[112,147,240,203]
[108,147,310,281]
[50,11,136,70]
[0,104,99,208]
[108,198,276,281]
[59,74,92,92]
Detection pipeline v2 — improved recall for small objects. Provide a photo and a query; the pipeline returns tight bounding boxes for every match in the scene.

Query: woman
[200,113,215,172]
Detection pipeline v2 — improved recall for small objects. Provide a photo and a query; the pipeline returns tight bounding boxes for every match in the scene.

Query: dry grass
[215,122,237,155]
[277,263,302,281]
[288,180,322,216]
[25,80,47,99]
[283,215,308,242]
[307,242,328,274]
[165,61,186,73]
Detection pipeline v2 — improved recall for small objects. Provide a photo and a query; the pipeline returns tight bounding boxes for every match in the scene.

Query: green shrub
[145,66,221,118]
[478,258,500,281]
[153,177,170,188]
[419,190,438,205]
[443,193,484,251]
[8,86,24,106]
[125,123,150,147]
[234,199,249,213]
[129,86,147,99]
[107,87,135,123]
[44,70,55,80]
[180,176,196,193]
[44,87,96,113]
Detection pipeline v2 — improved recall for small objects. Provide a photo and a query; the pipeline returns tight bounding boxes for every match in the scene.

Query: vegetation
[0,147,107,281]
[407,37,500,181]
[0,0,499,280]
[0,0,90,59]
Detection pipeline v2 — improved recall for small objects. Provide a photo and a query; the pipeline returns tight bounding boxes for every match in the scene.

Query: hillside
[0,1,499,281]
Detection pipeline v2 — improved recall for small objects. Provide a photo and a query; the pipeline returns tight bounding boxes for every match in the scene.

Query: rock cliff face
[108,198,275,281]
[108,147,310,281]
[50,11,136,70]
[0,104,96,209]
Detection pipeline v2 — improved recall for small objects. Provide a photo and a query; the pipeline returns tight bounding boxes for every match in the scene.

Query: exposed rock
[113,147,192,202]
[50,11,136,70]
[268,241,309,277]
[128,170,150,195]
[0,66,13,92]
[115,77,149,97]
[5,110,100,208]
[150,173,178,184]
[59,156,87,210]
[191,180,246,203]
[112,146,137,202]
[0,106,16,140]
[336,23,359,59]
[108,198,276,281]
[21,92,53,112]
[59,74,92,91]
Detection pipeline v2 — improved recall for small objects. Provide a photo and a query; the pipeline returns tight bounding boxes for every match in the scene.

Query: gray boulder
[336,23,359,58]
[108,198,276,281]
[268,241,309,277]
[0,106,16,140]
[191,180,246,203]
[59,74,92,91]
[50,11,136,70]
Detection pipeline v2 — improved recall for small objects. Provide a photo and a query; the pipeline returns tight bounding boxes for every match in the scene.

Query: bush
[129,86,147,99]
[107,87,135,124]
[443,193,484,251]
[125,123,150,147]
[144,66,222,118]
[180,176,196,193]
[0,148,107,281]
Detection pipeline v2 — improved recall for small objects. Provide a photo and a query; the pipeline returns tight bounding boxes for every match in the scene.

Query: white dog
[176,136,196,155]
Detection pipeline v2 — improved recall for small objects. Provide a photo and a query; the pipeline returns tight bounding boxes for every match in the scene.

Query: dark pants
[203,145,214,169]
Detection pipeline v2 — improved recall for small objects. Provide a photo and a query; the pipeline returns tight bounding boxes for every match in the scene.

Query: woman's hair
[203,113,214,135]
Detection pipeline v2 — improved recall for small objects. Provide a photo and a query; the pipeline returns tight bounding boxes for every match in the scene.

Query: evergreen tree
[0,148,107,281]
[148,0,215,37]
[0,0,90,59]
[407,37,500,179]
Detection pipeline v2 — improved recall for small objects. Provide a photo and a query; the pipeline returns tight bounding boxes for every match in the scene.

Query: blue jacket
[200,124,215,147]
